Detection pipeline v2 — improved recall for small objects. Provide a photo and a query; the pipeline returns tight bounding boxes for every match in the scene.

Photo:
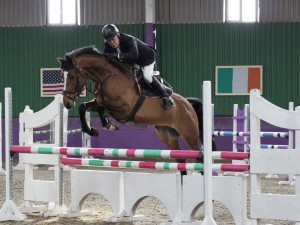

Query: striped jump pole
[11,146,201,159]
[60,157,250,172]
[213,131,288,138]
[33,130,53,135]
[260,144,289,149]
[11,146,249,161]
[212,151,249,160]
[67,128,82,134]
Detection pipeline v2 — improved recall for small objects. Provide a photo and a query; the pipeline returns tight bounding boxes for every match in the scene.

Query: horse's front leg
[78,100,99,137]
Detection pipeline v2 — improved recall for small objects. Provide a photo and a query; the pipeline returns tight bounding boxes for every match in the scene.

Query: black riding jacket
[103,33,156,67]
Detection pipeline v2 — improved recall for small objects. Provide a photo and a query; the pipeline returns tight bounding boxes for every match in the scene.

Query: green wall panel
[1,23,300,117]
[0,25,144,117]
[156,23,300,115]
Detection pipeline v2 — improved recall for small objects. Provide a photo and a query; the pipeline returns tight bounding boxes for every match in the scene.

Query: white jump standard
[2,81,300,224]
[0,83,250,224]
[0,102,5,175]
[0,88,26,221]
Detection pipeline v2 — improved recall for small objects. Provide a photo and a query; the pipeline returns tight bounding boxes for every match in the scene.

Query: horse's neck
[77,56,133,82]
[77,56,140,102]
[104,63,137,83]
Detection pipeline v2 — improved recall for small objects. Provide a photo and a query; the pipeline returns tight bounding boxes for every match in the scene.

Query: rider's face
[107,35,120,48]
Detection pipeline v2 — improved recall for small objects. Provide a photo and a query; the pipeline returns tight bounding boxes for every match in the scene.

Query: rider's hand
[103,53,119,60]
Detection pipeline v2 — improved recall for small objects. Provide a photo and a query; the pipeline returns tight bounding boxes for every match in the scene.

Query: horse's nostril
[65,103,71,109]
[65,101,75,109]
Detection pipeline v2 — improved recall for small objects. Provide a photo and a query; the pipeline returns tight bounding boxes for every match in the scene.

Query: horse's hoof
[90,128,99,137]
[83,128,99,137]
[104,123,119,131]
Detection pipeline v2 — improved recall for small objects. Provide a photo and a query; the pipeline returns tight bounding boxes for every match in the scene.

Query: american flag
[41,68,64,97]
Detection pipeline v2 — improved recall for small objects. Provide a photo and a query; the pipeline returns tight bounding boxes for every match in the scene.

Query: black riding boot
[150,77,174,110]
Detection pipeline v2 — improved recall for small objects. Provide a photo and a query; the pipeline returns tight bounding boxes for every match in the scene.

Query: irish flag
[216,66,262,95]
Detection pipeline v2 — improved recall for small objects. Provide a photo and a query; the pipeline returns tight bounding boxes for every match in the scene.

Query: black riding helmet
[102,24,119,42]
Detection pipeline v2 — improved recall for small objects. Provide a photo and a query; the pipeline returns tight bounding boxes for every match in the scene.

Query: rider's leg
[97,103,119,130]
[143,62,174,110]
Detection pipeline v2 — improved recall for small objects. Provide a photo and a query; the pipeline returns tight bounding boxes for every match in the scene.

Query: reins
[62,57,119,101]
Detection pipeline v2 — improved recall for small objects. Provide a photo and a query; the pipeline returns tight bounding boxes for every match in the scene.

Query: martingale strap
[117,95,146,124]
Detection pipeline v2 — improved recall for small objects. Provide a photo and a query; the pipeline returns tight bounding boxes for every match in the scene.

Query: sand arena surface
[0,163,296,225]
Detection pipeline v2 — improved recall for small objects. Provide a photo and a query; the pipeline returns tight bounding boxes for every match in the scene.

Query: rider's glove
[103,53,119,60]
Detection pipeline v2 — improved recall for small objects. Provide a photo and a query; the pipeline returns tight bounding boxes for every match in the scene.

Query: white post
[82,112,91,148]
[0,87,26,221]
[294,106,300,225]
[47,101,67,216]
[63,107,68,147]
[278,102,295,185]
[202,81,217,225]
[14,106,34,170]
[249,89,261,225]
[288,102,295,183]
[0,102,5,175]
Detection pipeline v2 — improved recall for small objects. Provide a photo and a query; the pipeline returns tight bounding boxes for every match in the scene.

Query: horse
[57,46,216,174]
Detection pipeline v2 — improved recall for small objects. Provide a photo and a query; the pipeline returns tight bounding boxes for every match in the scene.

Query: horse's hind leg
[187,97,217,151]
[97,104,119,130]
[155,126,188,176]
[154,126,180,150]
[180,125,201,151]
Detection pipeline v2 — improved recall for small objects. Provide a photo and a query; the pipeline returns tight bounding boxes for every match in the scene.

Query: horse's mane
[66,46,101,58]
[65,46,131,74]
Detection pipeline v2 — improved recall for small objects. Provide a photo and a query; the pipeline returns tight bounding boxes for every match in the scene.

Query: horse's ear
[57,57,66,64]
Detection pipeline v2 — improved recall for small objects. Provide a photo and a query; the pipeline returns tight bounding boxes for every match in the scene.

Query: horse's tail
[186,97,217,151]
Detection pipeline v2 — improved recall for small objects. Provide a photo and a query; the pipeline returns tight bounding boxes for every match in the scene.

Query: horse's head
[58,46,135,110]
[57,56,87,109]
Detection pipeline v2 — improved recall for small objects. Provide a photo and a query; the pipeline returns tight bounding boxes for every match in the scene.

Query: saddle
[108,58,173,96]
[129,64,173,97]
[108,60,174,124]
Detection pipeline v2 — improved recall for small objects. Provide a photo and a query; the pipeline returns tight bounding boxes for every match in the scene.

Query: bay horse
[58,46,216,172]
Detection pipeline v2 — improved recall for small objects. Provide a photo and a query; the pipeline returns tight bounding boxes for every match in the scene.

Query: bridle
[62,58,119,101]
[62,66,83,101]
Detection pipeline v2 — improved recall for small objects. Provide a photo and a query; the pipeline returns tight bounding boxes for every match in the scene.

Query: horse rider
[101,24,174,110]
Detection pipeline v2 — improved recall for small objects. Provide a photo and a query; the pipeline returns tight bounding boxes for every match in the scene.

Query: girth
[117,95,146,124]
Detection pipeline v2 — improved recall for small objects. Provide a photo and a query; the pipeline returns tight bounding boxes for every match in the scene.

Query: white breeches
[142,62,155,83]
